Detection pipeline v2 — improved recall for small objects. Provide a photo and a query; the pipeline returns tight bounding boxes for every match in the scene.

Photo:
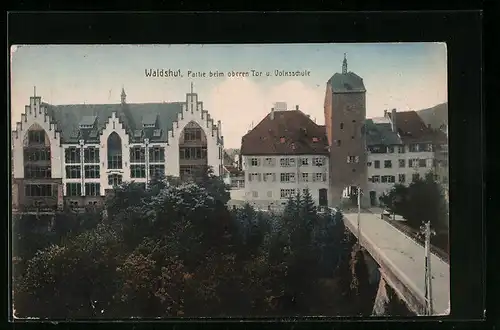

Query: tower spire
[342,53,348,74]
[121,86,126,104]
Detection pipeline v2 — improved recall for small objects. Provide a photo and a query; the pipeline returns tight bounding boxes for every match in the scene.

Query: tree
[379,184,409,215]
[300,189,317,228]
[192,165,231,206]
[105,182,149,219]
[14,223,123,318]
[379,172,448,230]
[13,175,377,318]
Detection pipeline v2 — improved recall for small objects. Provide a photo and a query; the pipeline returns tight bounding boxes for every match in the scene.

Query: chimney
[295,105,299,110]
[384,109,388,118]
[274,102,287,111]
[391,108,397,132]
[270,107,275,120]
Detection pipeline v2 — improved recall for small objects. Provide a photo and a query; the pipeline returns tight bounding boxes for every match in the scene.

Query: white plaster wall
[100,112,130,195]
[11,96,63,179]
[242,155,329,208]
[13,93,224,197]
[367,145,436,199]
[165,93,222,177]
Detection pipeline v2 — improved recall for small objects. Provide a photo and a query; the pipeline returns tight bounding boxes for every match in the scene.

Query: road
[343,211,450,315]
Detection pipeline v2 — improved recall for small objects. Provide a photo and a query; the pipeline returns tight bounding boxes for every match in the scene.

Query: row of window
[24,184,54,197]
[249,157,325,167]
[184,127,203,142]
[130,147,166,163]
[66,176,124,196]
[369,173,448,184]
[65,164,165,179]
[24,165,51,179]
[65,147,167,164]
[179,147,207,160]
[247,189,313,199]
[368,143,433,154]
[130,164,165,178]
[24,183,100,197]
[280,188,313,199]
[367,158,432,169]
[66,165,100,179]
[65,183,101,196]
[23,148,51,162]
[108,155,122,169]
[369,173,416,184]
[65,147,100,163]
[247,172,327,183]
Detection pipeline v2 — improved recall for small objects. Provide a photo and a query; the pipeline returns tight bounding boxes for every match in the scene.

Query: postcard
[10,43,449,319]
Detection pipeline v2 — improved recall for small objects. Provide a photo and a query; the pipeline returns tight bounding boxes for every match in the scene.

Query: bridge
[228,189,450,315]
[343,211,450,316]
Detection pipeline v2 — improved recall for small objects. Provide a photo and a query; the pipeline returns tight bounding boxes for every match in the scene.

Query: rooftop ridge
[46,101,185,107]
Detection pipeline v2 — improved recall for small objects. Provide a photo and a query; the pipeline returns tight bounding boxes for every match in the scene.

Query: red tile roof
[390,111,447,144]
[241,110,329,156]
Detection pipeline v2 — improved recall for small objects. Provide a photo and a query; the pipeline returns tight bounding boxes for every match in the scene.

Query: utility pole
[423,220,434,315]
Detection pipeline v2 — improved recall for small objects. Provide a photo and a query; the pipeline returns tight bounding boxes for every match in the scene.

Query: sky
[10,43,447,148]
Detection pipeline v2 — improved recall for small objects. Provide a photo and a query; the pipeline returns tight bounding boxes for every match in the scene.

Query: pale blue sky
[10,43,447,148]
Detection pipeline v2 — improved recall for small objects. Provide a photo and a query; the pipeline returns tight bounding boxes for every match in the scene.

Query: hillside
[416,102,448,129]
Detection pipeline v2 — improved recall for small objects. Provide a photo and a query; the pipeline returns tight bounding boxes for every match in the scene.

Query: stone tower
[324,54,369,208]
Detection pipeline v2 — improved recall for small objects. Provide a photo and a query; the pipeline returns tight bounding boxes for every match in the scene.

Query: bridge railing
[343,215,429,315]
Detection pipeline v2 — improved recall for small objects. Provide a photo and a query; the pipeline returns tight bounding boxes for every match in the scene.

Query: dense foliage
[379,171,449,231]
[13,168,377,318]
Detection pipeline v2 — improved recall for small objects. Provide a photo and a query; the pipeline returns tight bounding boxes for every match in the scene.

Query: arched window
[107,132,122,169]
[23,124,52,179]
[179,121,208,181]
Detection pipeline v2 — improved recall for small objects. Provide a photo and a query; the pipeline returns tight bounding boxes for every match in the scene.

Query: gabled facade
[365,109,448,206]
[12,89,224,211]
[240,104,330,210]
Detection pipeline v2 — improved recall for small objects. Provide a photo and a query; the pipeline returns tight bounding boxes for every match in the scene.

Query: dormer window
[312,137,319,142]
[142,114,158,129]
[79,124,94,129]
[78,116,97,130]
